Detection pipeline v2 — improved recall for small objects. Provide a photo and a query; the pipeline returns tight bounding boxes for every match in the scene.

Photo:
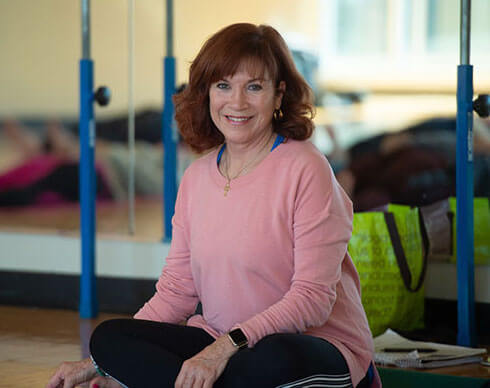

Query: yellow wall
[0,0,320,118]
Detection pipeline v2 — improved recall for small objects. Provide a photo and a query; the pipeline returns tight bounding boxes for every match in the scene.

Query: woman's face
[209,65,284,148]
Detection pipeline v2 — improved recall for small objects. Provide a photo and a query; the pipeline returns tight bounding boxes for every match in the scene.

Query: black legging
[90,319,371,388]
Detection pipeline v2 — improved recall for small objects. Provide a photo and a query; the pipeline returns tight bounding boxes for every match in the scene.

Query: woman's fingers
[45,368,64,388]
[88,376,124,388]
[202,378,214,388]
[46,362,73,388]
[175,361,211,388]
[46,358,96,388]
[176,337,234,388]
[174,362,188,388]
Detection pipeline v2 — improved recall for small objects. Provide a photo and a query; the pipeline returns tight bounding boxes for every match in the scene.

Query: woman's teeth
[226,116,250,122]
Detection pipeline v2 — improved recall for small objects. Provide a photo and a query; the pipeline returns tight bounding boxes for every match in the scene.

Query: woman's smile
[225,115,253,124]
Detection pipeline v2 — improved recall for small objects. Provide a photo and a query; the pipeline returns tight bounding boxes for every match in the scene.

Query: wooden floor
[0,305,130,388]
[0,198,164,242]
[0,306,488,388]
[0,203,160,386]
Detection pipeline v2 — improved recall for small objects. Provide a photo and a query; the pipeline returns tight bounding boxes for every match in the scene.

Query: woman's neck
[223,130,275,179]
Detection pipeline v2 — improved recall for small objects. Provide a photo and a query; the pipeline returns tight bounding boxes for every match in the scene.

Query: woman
[47,23,380,388]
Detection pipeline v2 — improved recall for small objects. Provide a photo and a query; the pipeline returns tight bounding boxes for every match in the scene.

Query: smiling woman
[174,23,315,154]
[47,23,380,388]
[208,71,283,149]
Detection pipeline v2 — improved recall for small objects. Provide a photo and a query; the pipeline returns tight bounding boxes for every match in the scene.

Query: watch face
[229,329,248,348]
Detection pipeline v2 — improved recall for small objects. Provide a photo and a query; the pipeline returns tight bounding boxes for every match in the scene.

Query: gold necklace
[222,133,273,197]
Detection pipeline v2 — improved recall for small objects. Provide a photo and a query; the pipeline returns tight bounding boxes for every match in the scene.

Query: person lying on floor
[326,116,490,211]
[0,119,112,206]
[0,119,194,206]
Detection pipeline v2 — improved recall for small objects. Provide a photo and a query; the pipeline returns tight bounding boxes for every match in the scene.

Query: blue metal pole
[166,0,174,57]
[456,0,475,347]
[162,0,177,241]
[79,0,98,318]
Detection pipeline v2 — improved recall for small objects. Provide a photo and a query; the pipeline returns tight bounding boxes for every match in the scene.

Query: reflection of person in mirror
[0,119,112,206]
[0,118,195,206]
[327,116,490,211]
[48,23,379,388]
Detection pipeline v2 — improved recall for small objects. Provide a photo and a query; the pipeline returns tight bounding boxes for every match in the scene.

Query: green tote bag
[348,204,427,337]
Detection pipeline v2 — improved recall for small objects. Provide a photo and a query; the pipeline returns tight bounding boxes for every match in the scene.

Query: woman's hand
[175,335,238,388]
[46,357,97,388]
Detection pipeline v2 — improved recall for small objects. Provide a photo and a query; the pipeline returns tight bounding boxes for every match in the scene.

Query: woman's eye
[216,83,229,90]
[248,84,263,91]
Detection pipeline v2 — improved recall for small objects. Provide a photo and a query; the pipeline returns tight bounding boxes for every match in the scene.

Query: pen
[381,348,436,353]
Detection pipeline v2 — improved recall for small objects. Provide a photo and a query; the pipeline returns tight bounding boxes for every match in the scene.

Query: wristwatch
[227,328,248,350]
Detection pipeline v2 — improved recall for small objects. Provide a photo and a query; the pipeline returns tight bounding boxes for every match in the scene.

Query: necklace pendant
[224,181,231,197]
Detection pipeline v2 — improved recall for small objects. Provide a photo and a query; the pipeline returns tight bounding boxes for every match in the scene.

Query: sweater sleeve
[236,153,353,346]
[134,171,199,322]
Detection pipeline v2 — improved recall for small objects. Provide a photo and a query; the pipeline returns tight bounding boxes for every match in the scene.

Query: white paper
[373,329,487,368]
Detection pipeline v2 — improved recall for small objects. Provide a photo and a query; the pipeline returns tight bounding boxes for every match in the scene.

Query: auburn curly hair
[174,23,315,154]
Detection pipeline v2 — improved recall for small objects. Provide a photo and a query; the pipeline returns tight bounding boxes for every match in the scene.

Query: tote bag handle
[383,212,428,293]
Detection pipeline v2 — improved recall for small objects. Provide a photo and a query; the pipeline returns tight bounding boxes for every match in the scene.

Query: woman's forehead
[215,57,275,82]
[221,69,271,82]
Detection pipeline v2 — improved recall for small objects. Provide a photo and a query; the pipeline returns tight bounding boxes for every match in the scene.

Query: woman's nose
[229,89,247,109]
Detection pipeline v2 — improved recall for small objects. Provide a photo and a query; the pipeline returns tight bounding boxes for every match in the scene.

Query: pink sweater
[135,139,379,387]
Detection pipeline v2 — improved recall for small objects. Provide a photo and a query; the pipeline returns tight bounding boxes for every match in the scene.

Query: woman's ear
[276,81,286,109]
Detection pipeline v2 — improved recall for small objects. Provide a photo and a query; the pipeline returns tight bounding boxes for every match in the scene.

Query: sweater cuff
[233,320,262,348]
